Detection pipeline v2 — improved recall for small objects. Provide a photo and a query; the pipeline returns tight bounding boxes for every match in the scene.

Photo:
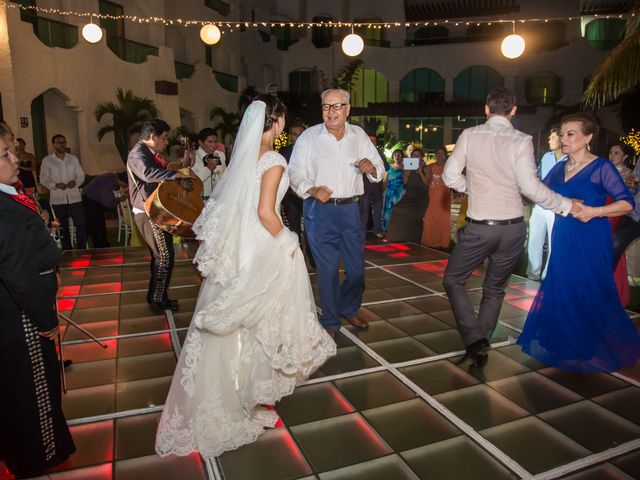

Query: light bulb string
[0,1,631,30]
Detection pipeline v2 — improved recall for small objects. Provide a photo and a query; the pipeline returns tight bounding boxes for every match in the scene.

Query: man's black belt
[325,196,360,205]
[466,216,524,226]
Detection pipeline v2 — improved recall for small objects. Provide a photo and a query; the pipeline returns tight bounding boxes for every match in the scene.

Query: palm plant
[584,1,640,108]
[95,88,158,163]
[209,107,241,146]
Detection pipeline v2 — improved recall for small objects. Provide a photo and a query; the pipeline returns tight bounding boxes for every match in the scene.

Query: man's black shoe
[456,350,488,368]
[456,338,490,368]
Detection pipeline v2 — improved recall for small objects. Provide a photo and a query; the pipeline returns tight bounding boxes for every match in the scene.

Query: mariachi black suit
[0,191,75,478]
[127,141,178,305]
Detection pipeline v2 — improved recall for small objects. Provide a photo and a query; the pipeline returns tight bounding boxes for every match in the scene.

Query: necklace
[566,160,588,172]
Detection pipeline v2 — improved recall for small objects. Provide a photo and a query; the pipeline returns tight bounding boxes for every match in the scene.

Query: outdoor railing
[106,35,159,64]
[20,14,78,48]
[213,70,238,93]
[175,61,196,80]
[204,0,231,16]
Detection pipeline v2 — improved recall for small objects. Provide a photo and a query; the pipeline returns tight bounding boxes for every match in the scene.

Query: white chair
[115,191,133,246]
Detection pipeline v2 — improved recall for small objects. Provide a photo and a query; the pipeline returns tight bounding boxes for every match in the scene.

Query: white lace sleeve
[257,151,286,178]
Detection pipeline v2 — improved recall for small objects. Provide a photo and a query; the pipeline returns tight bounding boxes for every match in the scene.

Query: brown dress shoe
[344,316,368,329]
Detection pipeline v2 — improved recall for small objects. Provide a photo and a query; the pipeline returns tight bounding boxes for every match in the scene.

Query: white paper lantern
[200,24,221,45]
[82,23,103,44]
[341,33,364,56]
[501,34,525,59]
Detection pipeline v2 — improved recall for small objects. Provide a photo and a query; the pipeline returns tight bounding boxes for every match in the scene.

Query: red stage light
[59,285,81,297]
[57,299,76,311]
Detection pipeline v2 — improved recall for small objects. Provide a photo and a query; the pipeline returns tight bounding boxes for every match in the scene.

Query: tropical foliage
[95,88,158,163]
[584,1,640,108]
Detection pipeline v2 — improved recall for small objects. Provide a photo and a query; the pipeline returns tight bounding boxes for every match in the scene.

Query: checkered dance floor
[24,241,640,479]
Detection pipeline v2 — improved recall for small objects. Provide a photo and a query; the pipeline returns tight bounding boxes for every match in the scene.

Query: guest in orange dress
[421,147,451,248]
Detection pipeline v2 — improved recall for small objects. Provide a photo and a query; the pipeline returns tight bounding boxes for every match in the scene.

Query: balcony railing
[106,35,159,63]
[21,14,78,48]
[175,61,196,80]
[213,70,238,93]
[204,0,231,16]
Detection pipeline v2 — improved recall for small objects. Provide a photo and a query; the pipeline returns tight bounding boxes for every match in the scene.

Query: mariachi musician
[0,138,76,478]
[127,119,194,311]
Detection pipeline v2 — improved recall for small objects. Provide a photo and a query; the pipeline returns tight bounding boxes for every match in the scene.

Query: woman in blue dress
[518,113,640,373]
[381,149,407,232]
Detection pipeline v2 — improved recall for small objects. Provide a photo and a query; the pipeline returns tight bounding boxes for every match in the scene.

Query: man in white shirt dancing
[289,89,384,336]
[442,87,580,367]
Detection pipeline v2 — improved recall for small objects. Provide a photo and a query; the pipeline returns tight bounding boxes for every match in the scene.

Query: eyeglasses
[321,103,347,112]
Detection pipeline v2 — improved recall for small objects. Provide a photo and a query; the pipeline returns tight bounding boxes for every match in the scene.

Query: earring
[586,143,591,151]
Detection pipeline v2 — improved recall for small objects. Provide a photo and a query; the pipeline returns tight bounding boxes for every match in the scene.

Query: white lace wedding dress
[155,151,336,459]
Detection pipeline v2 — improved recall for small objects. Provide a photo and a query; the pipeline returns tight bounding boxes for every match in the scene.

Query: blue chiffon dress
[381,168,406,231]
[517,157,640,372]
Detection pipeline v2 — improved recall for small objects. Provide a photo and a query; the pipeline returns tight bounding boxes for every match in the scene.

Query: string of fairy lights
[1,1,632,58]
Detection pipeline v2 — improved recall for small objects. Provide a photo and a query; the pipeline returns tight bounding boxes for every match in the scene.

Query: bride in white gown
[155,95,336,458]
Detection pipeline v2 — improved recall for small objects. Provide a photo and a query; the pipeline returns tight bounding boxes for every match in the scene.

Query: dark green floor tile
[465,276,485,289]
[435,384,529,430]
[276,383,354,426]
[400,360,479,395]
[291,413,392,473]
[320,346,379,375]
[496,344,546,370]
[481,416,591,474]
[362,398,460,451]
[366,302,423,319]
[594,387,640,426]
[539,368,628,397]
[401,436,515,480]
[539,400,640,452]
[218,427,313,480]
[497,304,528,321]
[451,350,529,383]
[560,463,634,479]
[423,280,446,293]
[335,371,415,410]
[384,285,430,298]
[488,371,582,414]
[344,320,407,343]
[428,309,457,327]
[414,330,464,354]
[362,289,395,303]
[613,450,640,478]
[386,314,450,336]
[406,296,452,314]
[368,337,434,363]
[318,455,420,480]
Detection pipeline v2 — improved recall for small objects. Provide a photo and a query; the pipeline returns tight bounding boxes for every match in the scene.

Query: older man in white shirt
[191,127,226,199]
[289,88,384,336]
[40,134,86,250]
[442,87,581,368]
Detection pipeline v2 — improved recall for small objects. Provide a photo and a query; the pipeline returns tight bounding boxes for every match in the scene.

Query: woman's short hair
[561,112,599,142]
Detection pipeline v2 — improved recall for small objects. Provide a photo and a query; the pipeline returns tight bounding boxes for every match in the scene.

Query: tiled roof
[404,0,520,21]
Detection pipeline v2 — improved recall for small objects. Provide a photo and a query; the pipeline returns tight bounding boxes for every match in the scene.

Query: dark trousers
[360,189,383,233]
[613,216,640,268]
[443,221,526,348]
[134,213,175,304]
[304,199,365,331]
[282,193,303,236]
[82,195,110,248]
[53,201,86,250]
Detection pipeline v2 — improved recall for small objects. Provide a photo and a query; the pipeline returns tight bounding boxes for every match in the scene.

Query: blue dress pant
[304,199,365,331]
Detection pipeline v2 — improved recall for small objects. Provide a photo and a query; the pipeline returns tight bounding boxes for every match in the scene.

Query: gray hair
[321,88,350,105]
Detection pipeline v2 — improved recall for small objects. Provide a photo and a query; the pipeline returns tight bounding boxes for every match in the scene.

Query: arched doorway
[31,88,79,165]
